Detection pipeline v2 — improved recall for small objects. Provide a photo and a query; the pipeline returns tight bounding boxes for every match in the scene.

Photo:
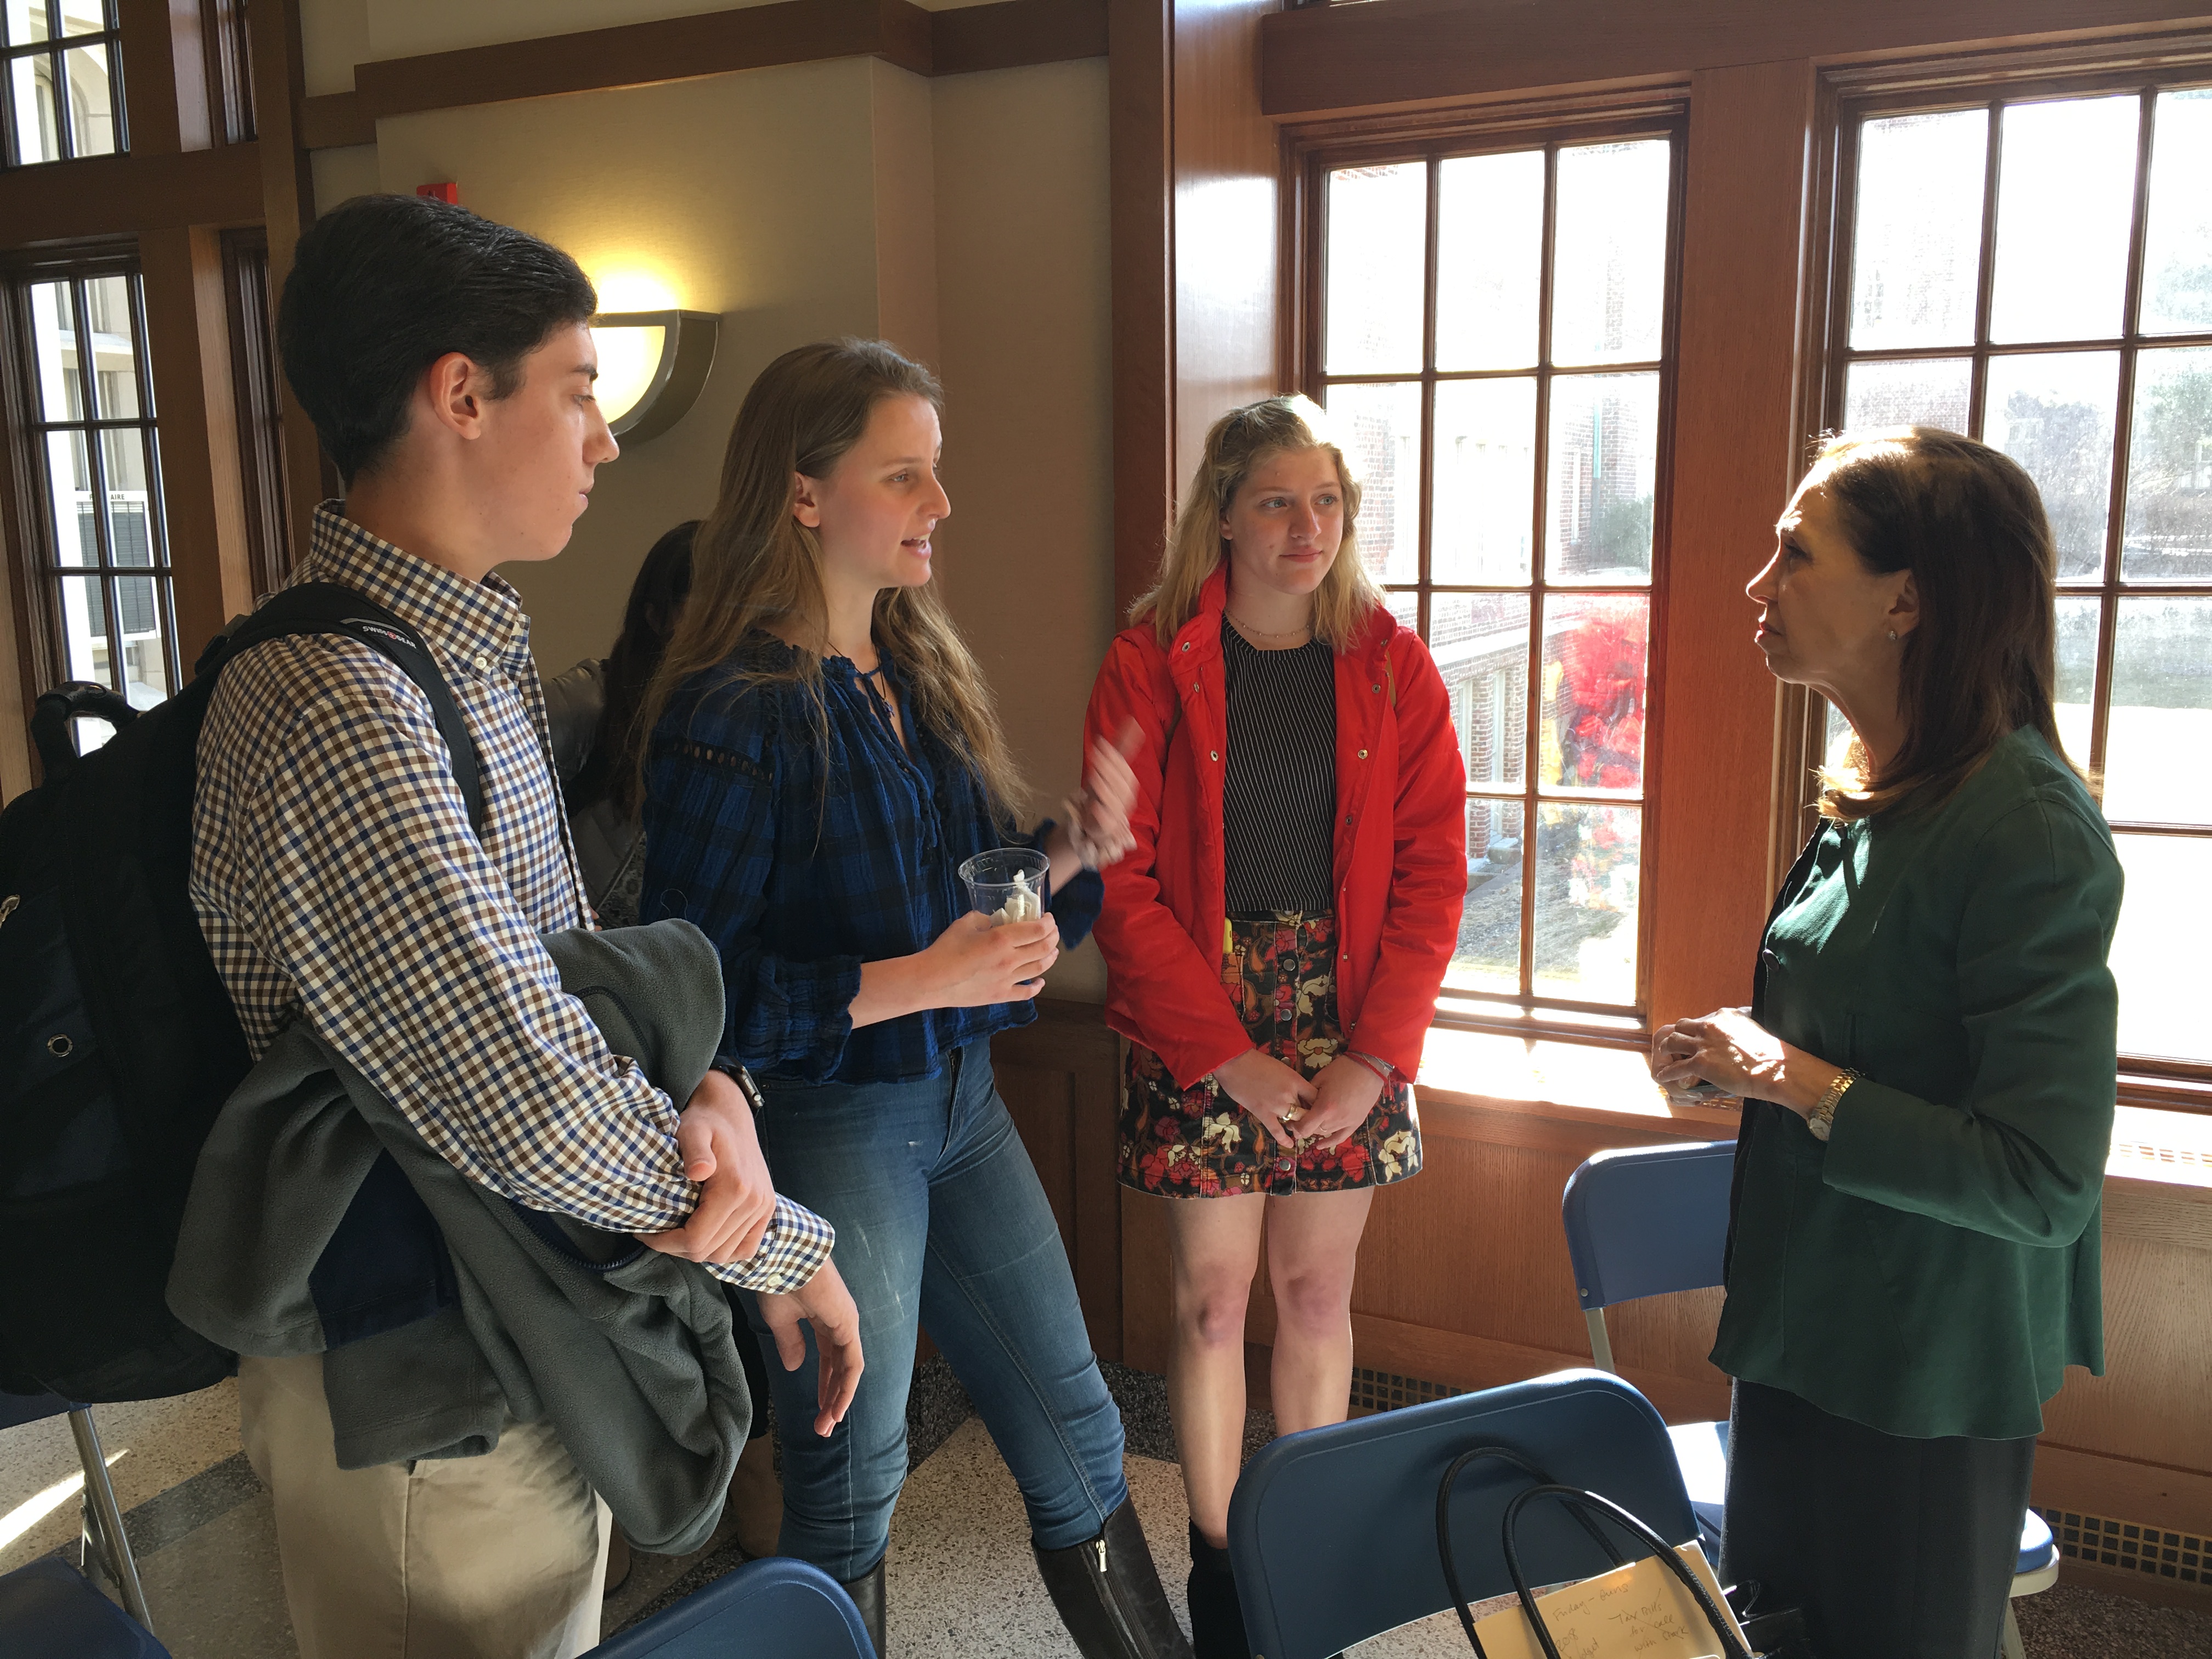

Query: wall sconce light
[589,310,720,441]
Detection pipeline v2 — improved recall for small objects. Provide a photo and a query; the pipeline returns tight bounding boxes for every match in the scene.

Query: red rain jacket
[1083,568,1467,1089]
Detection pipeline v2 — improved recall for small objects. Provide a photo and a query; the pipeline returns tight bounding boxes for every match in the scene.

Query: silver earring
[1887,629,1899,641]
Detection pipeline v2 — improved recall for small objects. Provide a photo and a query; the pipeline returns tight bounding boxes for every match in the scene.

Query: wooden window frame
[0,0,127,168]
[198,0,251,145]
[0,244,182,715]
[1785,41,2212,1113]
[219,225,286,599]
[1286,95,1688,1049]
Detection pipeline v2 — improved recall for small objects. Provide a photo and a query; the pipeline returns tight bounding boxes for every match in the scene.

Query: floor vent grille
[1350,1367,1465,1415]
[2041,1506,2208,1588]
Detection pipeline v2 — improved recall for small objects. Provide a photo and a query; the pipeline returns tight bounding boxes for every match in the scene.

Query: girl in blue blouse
[634,340,1183,1658]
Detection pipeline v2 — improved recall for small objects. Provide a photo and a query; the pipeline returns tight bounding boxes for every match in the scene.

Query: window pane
[114,577,170,707]
[1329,381,1421,584]
[57,0,104,33]
[1545,373,1658,582]
[1989,97,2138,345]
[2120,346,2212,582]
[2141,89,2212,335]
[1983,351,2119,580]
[1433,592,1530,788]
[10,52,61,165]
[1541,594,1648,793]
[2053,594,2100,771]
[1386,589,1418,633]
[84,275,140,416]
[1849,110,1988,351]
[58,573,110,687]
[1842,356,1971,434]
[2110,834,2212,1063]
[2102,597,2212,825]
[3,1,54,44]
[1452,798,1524,995]
[27,280,81,419]
[1550,140,1669,367]
[44,430,90,563]
[60,43,114,156]
[1533,802,1640,1006]
[1325,164,1427,376]
[1436,149,1543,371]
[1431,377,1534,584]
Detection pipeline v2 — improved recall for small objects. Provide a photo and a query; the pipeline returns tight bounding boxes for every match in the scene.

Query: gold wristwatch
[1807,1068,1860,1142]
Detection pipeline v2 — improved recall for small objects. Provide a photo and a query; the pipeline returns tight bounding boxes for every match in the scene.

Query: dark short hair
[278,194,597,484]
[1814,425,2069,817]
[574,520,698,817]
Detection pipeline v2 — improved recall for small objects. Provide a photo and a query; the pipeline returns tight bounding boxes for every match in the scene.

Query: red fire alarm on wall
[416,182,460,205]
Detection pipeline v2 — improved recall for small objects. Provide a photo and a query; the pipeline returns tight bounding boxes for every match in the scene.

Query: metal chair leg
[2000,1599,2026,1659]
[68,1407,153,1634]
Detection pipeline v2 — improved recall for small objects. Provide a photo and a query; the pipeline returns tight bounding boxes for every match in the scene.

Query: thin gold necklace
[1227,608,1313,643]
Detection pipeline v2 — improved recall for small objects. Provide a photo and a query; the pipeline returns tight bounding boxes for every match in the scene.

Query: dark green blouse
[1711,727,2123,1441]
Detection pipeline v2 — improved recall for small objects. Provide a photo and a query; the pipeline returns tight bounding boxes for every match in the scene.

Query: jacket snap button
[47,1034,72,1058]
[1357,748,1368,759]
[1182,641,1192,651]
[1372,684,1382,693]
[1210,751,1219,761]
[1344,814,1353,825]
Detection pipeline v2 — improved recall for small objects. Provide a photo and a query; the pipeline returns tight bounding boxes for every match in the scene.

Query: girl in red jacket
[1084,396,1466,1655]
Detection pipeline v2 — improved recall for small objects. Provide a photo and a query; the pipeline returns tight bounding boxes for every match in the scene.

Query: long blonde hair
[633,338,1026,814]
[1132,394,1384,649]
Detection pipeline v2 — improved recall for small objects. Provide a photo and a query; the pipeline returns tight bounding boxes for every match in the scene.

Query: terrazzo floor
[4,1360,2208,1657]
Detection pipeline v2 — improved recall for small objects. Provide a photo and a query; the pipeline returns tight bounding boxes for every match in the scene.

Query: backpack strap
[199,583,488,834]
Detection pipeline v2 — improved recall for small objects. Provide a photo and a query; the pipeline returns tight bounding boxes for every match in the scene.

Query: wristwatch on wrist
[714,1059,768,1114]
[1806,1068,1860,1142]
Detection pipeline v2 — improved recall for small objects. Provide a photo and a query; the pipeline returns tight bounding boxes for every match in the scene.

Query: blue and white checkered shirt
[190,505,833,1293]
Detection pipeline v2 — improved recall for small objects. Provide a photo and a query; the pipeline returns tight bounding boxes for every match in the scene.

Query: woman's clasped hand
[1649,1006,1837,1118]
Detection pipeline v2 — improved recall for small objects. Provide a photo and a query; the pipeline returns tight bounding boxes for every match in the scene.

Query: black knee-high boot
[1032,1500,1195,1658]
[840,1555,887,1657]
[1184,1521,1246,1659]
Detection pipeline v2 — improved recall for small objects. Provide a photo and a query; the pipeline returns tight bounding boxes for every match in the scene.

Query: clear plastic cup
[958,847,1052,926]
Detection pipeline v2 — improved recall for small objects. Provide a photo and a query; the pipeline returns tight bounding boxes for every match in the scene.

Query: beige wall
[287,3,1117,996]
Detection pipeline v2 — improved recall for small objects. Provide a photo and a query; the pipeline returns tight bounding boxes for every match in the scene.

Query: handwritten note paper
[1466,1542,1748,1659]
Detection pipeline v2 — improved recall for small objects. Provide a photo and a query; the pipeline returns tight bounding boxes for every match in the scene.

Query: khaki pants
[240,1353,610,1659]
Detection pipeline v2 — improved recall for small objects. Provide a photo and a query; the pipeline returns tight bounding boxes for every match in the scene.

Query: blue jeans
[741,1042,1129,1579]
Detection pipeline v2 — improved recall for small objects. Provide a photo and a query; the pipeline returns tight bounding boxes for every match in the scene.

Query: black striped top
[1221,616,1338,916]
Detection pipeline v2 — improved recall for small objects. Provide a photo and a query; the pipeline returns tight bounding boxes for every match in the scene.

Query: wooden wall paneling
[1108,0,1173,617]
[1259,0,2212,120]
[1169,0,1282,487]
[991,1001,1126,1361]
[1644,59,1820,1028]
[291,0,1109,151]
[0,146,260,250]
[138,225,253,662]
[933,0,1110,76]
[248,0,325,561]
[115,0,202,155]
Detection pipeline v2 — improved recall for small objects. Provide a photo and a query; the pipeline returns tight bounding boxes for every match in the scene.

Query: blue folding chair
[0,1560,170,1659]
[1227,1369,1697,1659]
[0,1392,153,1634]
[1559,1140,2058,1659]
[584,1555,873,1657]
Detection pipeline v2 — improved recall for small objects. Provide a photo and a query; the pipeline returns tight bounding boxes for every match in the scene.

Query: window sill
[1412,1033,2212,1194]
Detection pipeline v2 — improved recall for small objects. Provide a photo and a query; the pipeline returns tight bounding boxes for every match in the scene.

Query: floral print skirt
[1118,911,1421,1198]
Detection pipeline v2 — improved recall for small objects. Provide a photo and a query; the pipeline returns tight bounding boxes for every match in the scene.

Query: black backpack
[0,583,483,1402]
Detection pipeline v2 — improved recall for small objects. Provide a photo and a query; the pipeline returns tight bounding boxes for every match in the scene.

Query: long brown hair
[1810,426,2072,819]
[632,339,1026,814]
[1133,394,1385,650]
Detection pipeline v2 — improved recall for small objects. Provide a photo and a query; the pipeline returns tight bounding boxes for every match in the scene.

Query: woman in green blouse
[1651,427,2122,1659]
